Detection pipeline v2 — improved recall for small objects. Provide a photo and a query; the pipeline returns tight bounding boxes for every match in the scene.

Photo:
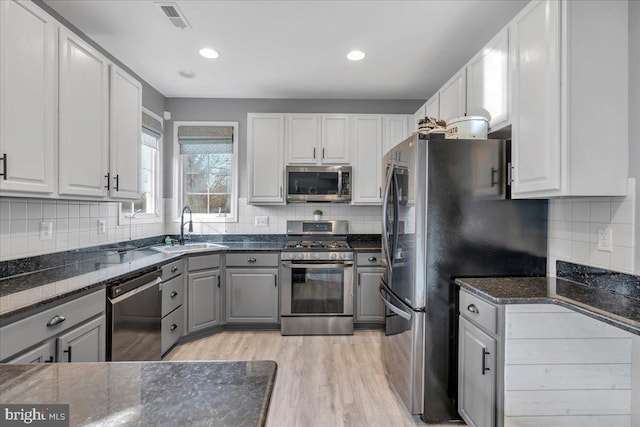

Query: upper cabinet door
[466,28,509,131]
[58,28,109,198]
[439,69,467,122]
[247,114,285,204]
[109,64,142,200]
[352,115,383,205]
[286,114,319,164]
[425,93,440,119]
[382,115,408,156]
[0,0,56,195]
[320,115,350,164]
[510,0,561,196]
[412,102,426,133]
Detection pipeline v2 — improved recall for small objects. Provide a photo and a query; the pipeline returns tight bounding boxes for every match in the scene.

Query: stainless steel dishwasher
[107,269,163,361]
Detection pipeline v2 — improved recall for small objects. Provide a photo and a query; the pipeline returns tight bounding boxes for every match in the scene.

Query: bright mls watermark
[1,405,69,426]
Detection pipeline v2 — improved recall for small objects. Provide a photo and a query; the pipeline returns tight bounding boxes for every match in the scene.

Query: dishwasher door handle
[108,277,162,304]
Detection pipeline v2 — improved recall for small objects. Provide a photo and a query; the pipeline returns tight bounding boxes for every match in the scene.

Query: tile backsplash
[0,198,163,261]
[547,178,636,276]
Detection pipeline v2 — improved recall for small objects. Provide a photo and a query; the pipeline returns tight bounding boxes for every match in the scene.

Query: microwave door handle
[381,166,394,269]
[338,169,343,197]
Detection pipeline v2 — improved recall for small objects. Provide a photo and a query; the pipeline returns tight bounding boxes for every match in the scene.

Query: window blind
[178,125,233,155]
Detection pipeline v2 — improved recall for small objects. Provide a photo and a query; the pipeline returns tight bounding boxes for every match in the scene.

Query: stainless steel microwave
[286,165,352,203]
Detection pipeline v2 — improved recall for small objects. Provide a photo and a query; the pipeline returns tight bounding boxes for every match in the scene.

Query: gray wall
[163,98,422,198]
[630,1,640,273]
[34,0,166,117]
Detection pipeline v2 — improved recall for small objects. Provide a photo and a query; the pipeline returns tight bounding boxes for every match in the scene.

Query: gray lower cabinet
[56,316,106,363]
[225,269,278,323]
[6,341,55,364]
[187,269,221,332]
[355,268,385,323]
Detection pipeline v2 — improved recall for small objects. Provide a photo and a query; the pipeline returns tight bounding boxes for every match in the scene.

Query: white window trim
[173,120,239,223]
[118,107,163,225]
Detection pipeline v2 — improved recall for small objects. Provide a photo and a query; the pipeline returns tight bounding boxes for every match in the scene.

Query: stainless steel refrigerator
[379,133,547,423]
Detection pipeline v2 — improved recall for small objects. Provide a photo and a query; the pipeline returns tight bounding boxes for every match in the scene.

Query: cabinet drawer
[226,252,279,267]
[188,254,220,271]
[0,289,105,362]
[161,306,183,355]
[356,252,384,267]
[161,259,184,281]
[459,289,497,335]
[162,275,184,317]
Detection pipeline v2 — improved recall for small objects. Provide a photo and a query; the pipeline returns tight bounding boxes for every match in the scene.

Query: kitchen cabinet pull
[170,324,178,332]
[217,275,220,288]
[46,315,66,327]
[379,187,382,198]
[170,291,178,298]
[104,173,110,189]
[467,304,479,314]
[0,153,6,180]
[322,147,325,159]
[313,147,316,160]
[247,257,257,263]
[507,162,514,184]
[45,356,54,363]
[113,174,120,191]
[64,346,72,362]
[171,266,178,272]
[274,275,277,287]
[481,348,490,375]
[490,167,498,187]
[368,256,377,262]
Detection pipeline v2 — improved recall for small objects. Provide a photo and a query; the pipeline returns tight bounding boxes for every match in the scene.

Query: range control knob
[330,253,338,260]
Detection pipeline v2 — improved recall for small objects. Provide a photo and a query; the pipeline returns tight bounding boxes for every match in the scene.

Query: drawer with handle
[0,289,105,362]
[161,275,184,317]
[356,252,384,267]
[161,259,184,280]
[188,254,220,272]
[161,306,183,355]
[459,289,497,335]
[226,253,279,268]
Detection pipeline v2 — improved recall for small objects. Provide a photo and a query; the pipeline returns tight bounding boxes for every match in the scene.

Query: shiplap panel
[504,415,631,427]
[507,312,631,339]
[505,390,631,416]
[506,304,572,314]
[505,364,632,390]
[506,338,632,365]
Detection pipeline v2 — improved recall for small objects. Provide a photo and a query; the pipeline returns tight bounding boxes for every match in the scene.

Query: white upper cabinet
[286,114,349,165]
[382,115,409,156]
[352,116,383,205]
[320,115,350,164]
[0,0,57,195]
[510,0,627,198]
[425,93,440,119]
[109,64,142,200]
[248,114,285,204]
[466,28,509,131]
[439,68,467,122]
[58,28,109,198]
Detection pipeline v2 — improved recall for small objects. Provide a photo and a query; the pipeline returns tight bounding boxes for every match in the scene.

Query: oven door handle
[378,284,412,320]
[281,262,354,269]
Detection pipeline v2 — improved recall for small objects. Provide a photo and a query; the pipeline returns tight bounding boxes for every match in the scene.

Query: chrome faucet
[179,205,193,245]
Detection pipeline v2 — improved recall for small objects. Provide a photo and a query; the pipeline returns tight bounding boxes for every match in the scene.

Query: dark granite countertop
[0,360,277,427]
[456,277,640,336]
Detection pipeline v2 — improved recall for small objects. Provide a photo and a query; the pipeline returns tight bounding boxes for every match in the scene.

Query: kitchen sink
[152,242,227,254]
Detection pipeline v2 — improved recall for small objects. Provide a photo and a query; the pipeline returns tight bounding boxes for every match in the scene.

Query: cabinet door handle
[0,153,6,180]
[313,147,316,160]
[64,346,72,362]
[45,356,54,363]
[482,348,490,375]
[46,315,66,327]
[170,291,178,298]
[274,275,277,287]
[217,275,221,288]
[322,147,325,159]
[368,256,377,262]
[170,324,178,332]
[490,167,498,188]
[171,266,179,272]
[467,304,479,314]
[104,172,110,189]
[247,257,257,263]
[113,174,120,191]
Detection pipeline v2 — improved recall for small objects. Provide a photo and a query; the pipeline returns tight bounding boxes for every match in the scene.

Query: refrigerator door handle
[381,165,394,269]
[379,284,412,320]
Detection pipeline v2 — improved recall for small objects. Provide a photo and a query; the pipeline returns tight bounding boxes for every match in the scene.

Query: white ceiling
[44,0,528,100]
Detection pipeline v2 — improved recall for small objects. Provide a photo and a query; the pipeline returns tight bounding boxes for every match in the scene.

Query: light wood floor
[165,330,457,427]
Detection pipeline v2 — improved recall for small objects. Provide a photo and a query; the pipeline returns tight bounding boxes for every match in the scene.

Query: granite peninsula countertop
[456,277,640,336]
[0,360,277,427]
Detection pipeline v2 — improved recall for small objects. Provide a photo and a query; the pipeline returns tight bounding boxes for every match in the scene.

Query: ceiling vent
[155,2,192,30]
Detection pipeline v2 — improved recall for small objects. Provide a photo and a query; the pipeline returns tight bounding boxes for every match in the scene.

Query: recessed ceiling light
[199,48,220,59]
[179,70,196,79]
[346,50,365,61]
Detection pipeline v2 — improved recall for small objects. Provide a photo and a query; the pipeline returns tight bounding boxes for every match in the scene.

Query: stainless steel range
[280,220,354,335]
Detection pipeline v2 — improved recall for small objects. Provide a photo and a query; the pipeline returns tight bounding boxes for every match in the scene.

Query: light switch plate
[97,219,106,235]
[597,228,612,252]
[255,216,269,227]
[39,221,53,240]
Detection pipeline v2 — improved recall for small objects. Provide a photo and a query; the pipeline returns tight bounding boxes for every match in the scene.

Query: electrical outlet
[597,228,612,252]
[39,221,53,240]
[255,216,269,227]
[97,219,106,235]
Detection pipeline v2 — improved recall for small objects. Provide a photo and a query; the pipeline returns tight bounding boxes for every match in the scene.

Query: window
[120,108,162,223]
[175,121,238,222]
